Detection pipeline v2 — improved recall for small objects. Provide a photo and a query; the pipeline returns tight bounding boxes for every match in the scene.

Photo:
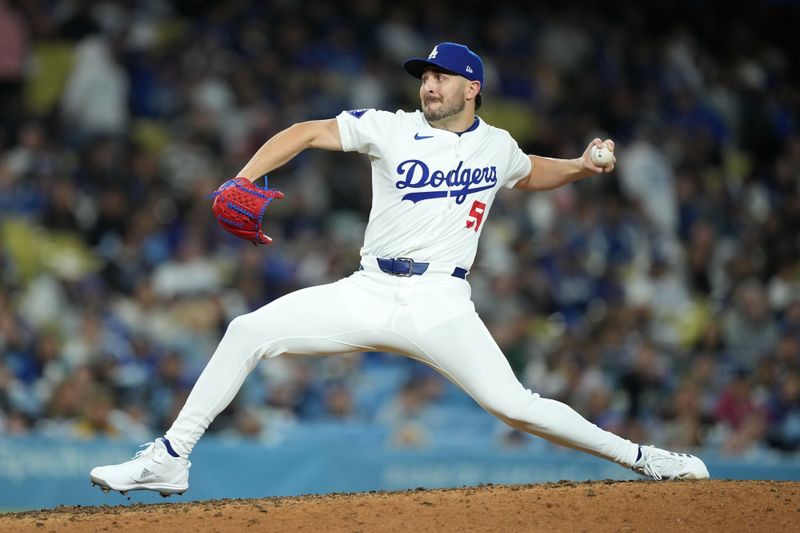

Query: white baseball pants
[166,264,639,467]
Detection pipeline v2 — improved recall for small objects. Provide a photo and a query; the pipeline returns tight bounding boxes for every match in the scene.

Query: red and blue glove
[210,177,284,245]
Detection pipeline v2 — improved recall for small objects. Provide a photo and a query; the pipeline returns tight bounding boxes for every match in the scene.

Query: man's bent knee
[481,389,540,424]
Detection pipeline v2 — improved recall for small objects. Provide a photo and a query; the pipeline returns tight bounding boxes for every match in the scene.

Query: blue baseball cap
[404,42,484,87]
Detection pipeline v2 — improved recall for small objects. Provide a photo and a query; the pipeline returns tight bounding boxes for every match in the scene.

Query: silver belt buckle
[394,257,414,277]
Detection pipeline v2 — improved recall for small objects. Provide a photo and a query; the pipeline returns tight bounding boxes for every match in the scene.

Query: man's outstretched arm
[237,119,343,181]
[514,138,615,191]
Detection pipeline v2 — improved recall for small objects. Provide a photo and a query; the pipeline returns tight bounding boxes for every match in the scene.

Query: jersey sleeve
[503,137,532,189]
[336,109,396,158]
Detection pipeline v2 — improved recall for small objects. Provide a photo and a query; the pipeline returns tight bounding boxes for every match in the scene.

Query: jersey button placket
[431,138,458,236]
[450,137,462,211]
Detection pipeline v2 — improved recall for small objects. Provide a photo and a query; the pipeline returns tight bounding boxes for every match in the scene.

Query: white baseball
[590,145,613,167]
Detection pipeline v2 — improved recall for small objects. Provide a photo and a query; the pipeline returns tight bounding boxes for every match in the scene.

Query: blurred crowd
[1,0,799,458]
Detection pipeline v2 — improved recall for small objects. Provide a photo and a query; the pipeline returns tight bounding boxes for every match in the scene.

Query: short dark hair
[475,93,482,110]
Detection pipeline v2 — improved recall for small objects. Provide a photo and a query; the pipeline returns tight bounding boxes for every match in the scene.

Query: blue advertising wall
[2,432,800,511]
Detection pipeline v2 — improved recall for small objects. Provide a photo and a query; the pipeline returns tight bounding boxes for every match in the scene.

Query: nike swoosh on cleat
[414,133,434,140]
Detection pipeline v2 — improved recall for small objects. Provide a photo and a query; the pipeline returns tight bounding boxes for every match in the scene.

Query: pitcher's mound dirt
[2,480,798,532]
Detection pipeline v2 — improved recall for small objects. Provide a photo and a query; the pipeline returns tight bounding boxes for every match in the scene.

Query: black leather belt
[363,257,468,279]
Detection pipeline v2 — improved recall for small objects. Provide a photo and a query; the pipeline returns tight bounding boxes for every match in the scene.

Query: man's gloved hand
[210,177,284,245]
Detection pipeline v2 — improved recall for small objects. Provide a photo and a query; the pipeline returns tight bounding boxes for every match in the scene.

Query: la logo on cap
[428,46,438,59]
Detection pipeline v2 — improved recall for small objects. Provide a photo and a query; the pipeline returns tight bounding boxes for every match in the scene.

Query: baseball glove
[210,177,284,245]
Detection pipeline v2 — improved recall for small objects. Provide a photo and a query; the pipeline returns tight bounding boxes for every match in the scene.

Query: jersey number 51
[466,200,486,232]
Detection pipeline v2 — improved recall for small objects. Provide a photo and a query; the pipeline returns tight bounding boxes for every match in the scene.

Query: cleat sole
[90,474,188,496]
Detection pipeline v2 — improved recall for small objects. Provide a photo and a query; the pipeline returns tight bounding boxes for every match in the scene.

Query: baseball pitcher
[90,42,708,497]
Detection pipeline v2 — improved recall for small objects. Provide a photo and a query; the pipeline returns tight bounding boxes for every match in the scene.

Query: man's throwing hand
[210,177,284,245]
[581,138,616,174]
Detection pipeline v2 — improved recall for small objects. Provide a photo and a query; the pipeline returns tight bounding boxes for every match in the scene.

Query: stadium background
[1,0,799,510]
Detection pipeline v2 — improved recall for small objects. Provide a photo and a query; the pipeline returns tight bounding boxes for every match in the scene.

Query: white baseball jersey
[336,109,532,269]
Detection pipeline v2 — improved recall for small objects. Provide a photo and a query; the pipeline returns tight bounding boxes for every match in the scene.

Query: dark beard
[423,96,466,122]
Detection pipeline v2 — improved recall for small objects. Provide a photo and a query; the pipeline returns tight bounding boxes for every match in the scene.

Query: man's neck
[428,110,476,133]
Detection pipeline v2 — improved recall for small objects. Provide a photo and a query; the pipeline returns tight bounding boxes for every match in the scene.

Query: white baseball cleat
[90,439,190,497]
[632,445,709,480]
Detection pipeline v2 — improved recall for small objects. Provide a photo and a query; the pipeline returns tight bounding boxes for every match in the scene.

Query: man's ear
[467,80,481,100]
